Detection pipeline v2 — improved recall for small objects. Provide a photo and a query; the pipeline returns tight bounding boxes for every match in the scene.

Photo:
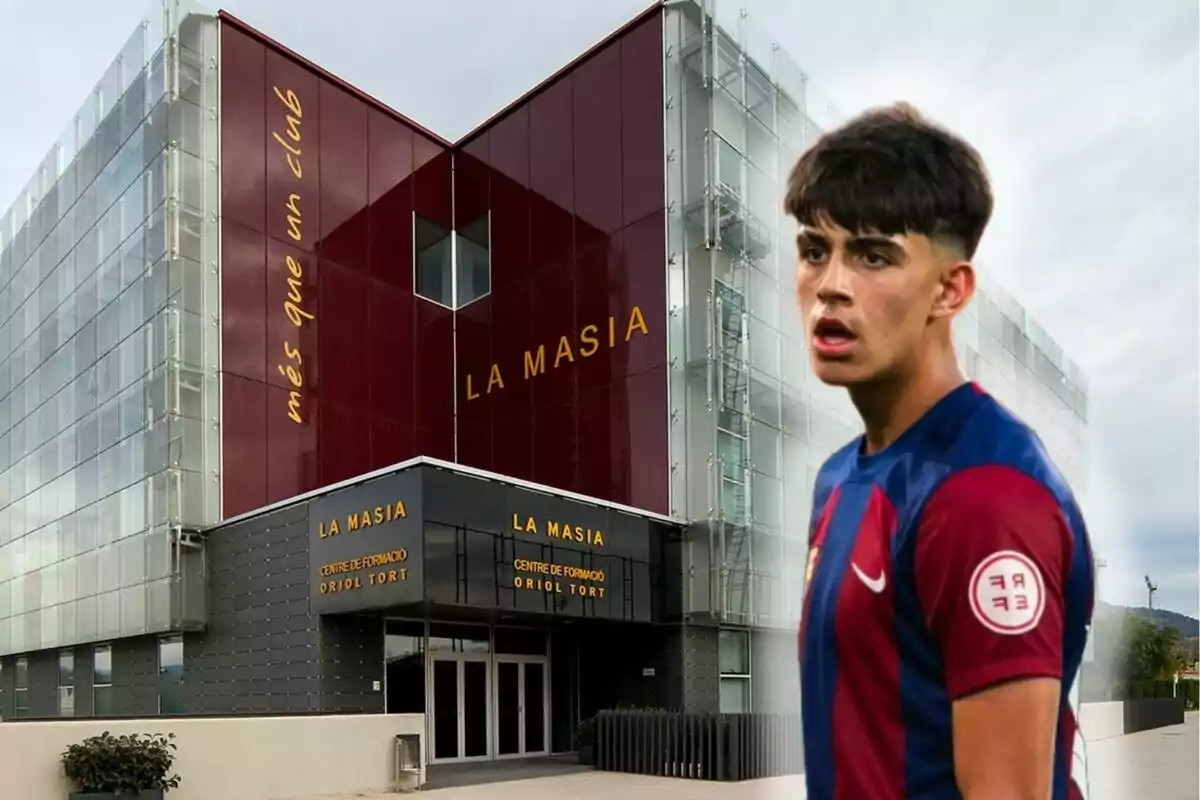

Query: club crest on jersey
[968,549,1046,635]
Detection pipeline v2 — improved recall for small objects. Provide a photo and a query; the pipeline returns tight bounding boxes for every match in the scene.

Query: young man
[789,103,1094,800]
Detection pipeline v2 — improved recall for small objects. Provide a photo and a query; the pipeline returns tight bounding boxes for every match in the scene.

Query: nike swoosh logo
[852,563,886,594]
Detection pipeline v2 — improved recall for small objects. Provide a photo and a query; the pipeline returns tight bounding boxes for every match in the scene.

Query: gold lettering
[286,194,302,240]
[274,88,310,425]
[272,130,300,156]
[273,85,303,118]
[287,390,302,424]
[512,557,607,598]
[510,514,605,548]
[316,502,406,540]
[487,364,505,393]
[579,324,599,357]
[554,336,575,368]
[463,308,649,400]
[524,346,546,379]
[285,299,314,327]
[277,363,302,388]
[317,548,411,594]
[626,305,649,341]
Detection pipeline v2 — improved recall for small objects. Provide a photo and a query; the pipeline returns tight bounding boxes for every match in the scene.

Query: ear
[931,260,975,321]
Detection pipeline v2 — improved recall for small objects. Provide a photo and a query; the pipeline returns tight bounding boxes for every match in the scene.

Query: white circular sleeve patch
[968,549,1046,635]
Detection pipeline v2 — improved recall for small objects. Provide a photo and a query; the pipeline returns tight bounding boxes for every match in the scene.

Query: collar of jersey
[847,381,980,476]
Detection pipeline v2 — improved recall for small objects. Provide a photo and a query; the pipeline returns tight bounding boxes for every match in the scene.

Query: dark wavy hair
[783,102,994,258]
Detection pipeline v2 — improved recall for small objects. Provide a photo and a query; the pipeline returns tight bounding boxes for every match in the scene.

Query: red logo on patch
[968,550,1046,635]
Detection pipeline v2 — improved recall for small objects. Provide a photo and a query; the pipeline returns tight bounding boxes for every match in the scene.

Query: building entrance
[494,657,549,757]
[429,655,491,762]
[392,621,553,764]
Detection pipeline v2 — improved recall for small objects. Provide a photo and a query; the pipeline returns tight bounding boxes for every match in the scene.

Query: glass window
[93,643,114,716]
[0,14,222,662]
[59,649,75,684]
[494,626,547,656]
[455,214,491,307]
[719,676,750,713]
[428,623,489,654]
[719,628,750,676]
[59,686,76,717]
[385,620,425,714]
[158,635,183,715]
[14,656,29,717]
[719,629,751,713]
[414,214,452,308]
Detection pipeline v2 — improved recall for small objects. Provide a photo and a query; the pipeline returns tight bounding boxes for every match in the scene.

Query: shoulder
[912,399,1082,571]
[901,393,1085,559]
[935,393,1077,513]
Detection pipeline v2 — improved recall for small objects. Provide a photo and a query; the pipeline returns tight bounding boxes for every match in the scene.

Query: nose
[814,254,853,307]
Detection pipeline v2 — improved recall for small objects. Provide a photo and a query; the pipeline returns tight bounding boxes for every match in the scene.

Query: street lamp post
[1144,575,1158,629]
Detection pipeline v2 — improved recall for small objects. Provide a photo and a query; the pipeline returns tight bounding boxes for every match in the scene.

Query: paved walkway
[1086,712,1198,800]
[422,772,804,798]
[310,712,1198,799]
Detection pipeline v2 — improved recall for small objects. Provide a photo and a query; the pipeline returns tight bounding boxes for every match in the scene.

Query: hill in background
[1096,601,1199,638]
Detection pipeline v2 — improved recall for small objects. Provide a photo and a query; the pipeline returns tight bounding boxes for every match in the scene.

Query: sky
[0,0,1197,617]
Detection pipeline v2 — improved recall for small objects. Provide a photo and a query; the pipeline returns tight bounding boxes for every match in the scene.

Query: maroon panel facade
[219,22,454,518]
[219,10,667,518]
[453,13,668,513]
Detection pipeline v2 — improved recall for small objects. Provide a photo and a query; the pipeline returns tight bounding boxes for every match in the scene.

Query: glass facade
[664,0,1089,636]
[0,1,220,657]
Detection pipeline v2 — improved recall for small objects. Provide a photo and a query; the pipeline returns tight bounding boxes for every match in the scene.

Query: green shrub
[61,731,181,794]
[575,716,596,748]
[1181,680,1199,710]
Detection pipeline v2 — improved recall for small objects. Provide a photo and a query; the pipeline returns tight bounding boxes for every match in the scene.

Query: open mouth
[813,317,857,345]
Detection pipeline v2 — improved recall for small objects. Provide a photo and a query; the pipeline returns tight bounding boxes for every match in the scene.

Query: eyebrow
[796,231,830,249]
[796,231,907,255]
[846,234,900,249]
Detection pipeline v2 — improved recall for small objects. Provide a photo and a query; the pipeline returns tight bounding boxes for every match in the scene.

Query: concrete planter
[70,791,165,800]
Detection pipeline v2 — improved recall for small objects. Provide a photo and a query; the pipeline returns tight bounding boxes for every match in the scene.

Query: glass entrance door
[430,657,490,762]
[494,658,548,758]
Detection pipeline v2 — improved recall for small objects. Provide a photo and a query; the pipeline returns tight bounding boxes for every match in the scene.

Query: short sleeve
[915,465,1073,700]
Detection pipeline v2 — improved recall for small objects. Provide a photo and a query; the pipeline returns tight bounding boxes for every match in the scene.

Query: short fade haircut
[783,102,994,258]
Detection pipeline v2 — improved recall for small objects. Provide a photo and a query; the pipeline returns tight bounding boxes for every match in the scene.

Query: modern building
[0,0,1089,764]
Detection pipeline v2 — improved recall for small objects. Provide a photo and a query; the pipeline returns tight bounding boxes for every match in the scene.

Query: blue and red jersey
[799,382,1094,800]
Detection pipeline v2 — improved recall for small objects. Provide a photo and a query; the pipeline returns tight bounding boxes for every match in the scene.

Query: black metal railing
[595,710,802,782]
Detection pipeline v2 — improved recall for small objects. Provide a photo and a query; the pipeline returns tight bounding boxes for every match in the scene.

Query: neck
[849,345,967,455]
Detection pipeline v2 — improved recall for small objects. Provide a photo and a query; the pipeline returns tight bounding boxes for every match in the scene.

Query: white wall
[1080,701,1124,741]
[0,713,425,800]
